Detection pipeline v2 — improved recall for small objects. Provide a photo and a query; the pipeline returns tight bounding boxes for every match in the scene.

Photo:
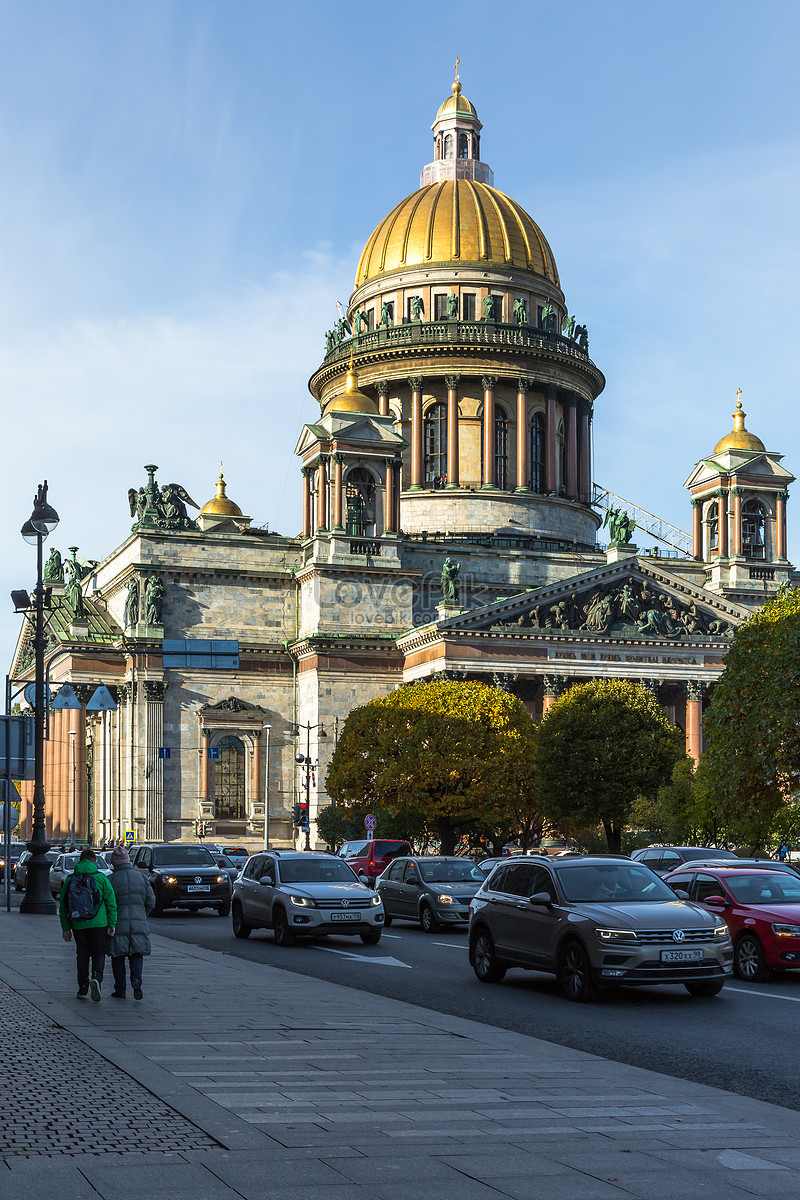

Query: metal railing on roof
[592,484,692,556]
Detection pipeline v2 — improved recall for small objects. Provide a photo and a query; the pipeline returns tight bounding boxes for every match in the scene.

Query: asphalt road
[154,906,800,1113]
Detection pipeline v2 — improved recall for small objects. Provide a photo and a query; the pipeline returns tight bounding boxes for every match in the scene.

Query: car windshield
[725,874,800,904]
[373,842,408,857]
[418,860,484,883]
[152,847,216,867]
[680,848,738,861]
[278,859,359,884]
[556,862,675,903]
[61,855,80,871]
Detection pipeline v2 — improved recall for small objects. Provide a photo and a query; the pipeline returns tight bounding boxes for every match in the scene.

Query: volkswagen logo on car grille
[195,876,203,884]
[673,929,686,942]
[340,899,350,908]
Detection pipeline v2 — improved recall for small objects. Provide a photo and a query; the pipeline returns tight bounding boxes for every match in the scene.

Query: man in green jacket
[59,848,117,1001]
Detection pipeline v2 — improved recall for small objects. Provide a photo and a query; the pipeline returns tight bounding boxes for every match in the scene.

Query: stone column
[776,491,788,560]
[376,379,390,418]
[143,681,166,842]
[566,395,578,499]
[541,674,566,713]
[393,458,402,531]
[72,686,91,843]
[545,385,558,493]
[717,489,728,557]
[408,376,424,489]
[316,456,329,532]
[301,468,312,539]
[692,498,703,560]
[578,400,591,502]
[385,458,396,533]
[252,732,261,805]
[445,374,460,487]
[685,681,704,763]
[731,487,742,555]
[481,375,497,488]
[331,454,344,530]
[515,377,531,492]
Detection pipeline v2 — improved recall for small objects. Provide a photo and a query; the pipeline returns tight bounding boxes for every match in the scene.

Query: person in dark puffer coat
[109,845,156,999]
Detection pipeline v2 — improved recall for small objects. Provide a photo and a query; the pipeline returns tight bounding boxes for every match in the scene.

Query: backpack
[65,872,103,921]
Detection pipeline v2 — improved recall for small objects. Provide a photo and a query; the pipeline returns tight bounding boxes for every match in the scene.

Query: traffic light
[299,801,309,831]
[292,803,302,826]
[195,819,207,838]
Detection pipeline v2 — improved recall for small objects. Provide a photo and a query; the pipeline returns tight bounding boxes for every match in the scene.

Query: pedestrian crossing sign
[124,829,136,844]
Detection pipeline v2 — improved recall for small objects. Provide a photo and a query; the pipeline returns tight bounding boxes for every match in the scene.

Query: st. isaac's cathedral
[11,75,797,848]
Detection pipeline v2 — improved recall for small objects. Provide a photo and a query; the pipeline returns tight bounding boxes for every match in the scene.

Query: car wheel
[217,899,231,918]
[734,934,771,982]
[558,940,600,1003]
[360,929,381,945]
[383,910,393,926]
[232,902,252,939]
[419,902,438,933]
[470,928,506,983]
[685,979,725,997]
[273,907,296,947]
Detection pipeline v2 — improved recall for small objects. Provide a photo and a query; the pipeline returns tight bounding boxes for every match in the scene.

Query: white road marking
[314,947,412,968]
[432,942,468,949]
[727,986,800,1003]
[381,933,402,938]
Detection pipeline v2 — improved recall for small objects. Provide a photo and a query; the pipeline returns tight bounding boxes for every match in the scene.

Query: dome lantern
[713,389,766,454]
[420,62,493,188]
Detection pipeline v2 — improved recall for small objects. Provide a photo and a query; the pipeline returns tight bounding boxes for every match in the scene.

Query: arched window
[530,412,546,492]
[707,501,719,553]
[458,132,469,159]
[742,498,766,559]
[557,420,566,492]
[495,405,509,490]
[345,468,376,537]
[443,134,454,159]
[424,403,448,485]
[215,736,246,820]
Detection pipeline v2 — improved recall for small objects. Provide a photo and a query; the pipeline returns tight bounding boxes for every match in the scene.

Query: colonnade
[692,489,789,561]
[301,454,402,539]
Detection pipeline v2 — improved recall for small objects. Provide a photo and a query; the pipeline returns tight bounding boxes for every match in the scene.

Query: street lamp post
[20,481,60,915]
[68,729,78,848]
[262,724,272,852]
[292,721,327,851]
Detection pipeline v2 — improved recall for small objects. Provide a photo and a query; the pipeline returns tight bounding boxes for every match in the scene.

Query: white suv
[232,851,384,946]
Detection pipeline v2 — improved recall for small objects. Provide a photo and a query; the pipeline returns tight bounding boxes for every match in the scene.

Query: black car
[0,843,25,882]
[130,843,232,916]
[376,856,486,931]
[631,846,738,877]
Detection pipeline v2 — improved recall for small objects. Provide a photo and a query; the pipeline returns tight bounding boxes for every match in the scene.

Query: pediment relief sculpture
[200,696,266,715]
[494,577,732,639]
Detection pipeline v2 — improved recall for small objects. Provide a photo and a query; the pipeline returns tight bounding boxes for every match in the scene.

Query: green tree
[537,680,684,853]
[704,587,800,853]
[325,679,538,854]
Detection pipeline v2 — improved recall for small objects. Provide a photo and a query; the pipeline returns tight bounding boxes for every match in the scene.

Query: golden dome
[713,392,766,454]
[355,180,559,286]
[435,81,479,123]
[199,468,243,516]
[329,367,379,414]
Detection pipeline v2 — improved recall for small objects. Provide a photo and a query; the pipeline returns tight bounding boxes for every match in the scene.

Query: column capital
[638,678,662,698]
[517,377,532,393]
[376,379,391,396]
[491,671,518,694]
[715,487,729,499]
[541,673,567,698]
[777,489,790,501]
[481,375,498,391]
[143,680,167,702]
[690,496,703,507]
[407,376,423,391]
[444,374,461,390]
[73,684,93,704]
[318,453,330,467]
[331,451,345,464]
[301,464,315,478]
[685,679,706,702]
[730,486,743,497]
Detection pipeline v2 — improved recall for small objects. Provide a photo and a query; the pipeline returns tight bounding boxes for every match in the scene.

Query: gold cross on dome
[736,387,742,408]
[454,56,460,82]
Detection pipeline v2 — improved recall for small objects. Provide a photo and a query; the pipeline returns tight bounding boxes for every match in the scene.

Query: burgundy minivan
[338,839,412,882]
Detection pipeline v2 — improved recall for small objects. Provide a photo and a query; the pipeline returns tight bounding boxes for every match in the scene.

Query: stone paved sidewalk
[1,911,799,1198]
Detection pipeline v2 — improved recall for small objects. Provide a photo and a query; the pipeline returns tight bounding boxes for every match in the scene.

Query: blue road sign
[207,747,220,760]
[158,747,171,759]
[365,813,377,832]
[162,639,239,670]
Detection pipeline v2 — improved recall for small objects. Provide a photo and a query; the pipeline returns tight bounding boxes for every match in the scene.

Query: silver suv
[469,856,733,1002]
[232,851,384,946]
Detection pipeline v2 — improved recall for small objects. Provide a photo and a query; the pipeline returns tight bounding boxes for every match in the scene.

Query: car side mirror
[704,894,728,907]
[358,873,371,886]
[529,890,553,907]
[673,888,690,900]
[259,877,273,887]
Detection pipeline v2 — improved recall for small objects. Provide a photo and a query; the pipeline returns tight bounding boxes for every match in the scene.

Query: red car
[664,865,800,981]
[337,839,412,882]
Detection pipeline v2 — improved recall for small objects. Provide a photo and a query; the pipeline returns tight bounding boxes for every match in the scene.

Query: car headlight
[595,927,637,943]
[437,894,454,904]
[289,894,315,908]
[772,923,800,937]
[713,924,730,938]
[216,875,224,883]
[370,893,382,906]
[165,876,177,885]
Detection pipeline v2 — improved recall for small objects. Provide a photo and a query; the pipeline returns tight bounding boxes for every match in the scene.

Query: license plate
[661,948,703,963]
[187,885,210,893]
[330,911,360,921]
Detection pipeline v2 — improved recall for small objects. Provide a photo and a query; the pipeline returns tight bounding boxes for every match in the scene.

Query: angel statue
[541,301,557,332]
[128,486,147,523]
[160,483,200,529]
[513,297,527,326]
[603,505,636,546]
[145,574,164,625]
[440,557,461,605]
[561,314,576,338]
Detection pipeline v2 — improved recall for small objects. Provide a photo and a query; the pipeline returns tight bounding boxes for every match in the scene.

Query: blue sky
[2,1,799,656]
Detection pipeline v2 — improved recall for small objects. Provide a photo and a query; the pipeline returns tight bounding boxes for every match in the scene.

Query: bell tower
[684,391,794,600]
[420,60,493,186]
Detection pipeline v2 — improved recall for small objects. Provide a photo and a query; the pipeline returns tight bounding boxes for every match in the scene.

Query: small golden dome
[199,467,243,516]
[329,367,379,415]
[435,85,479,122]
[713,391,766,454]
[355,180,559,286]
